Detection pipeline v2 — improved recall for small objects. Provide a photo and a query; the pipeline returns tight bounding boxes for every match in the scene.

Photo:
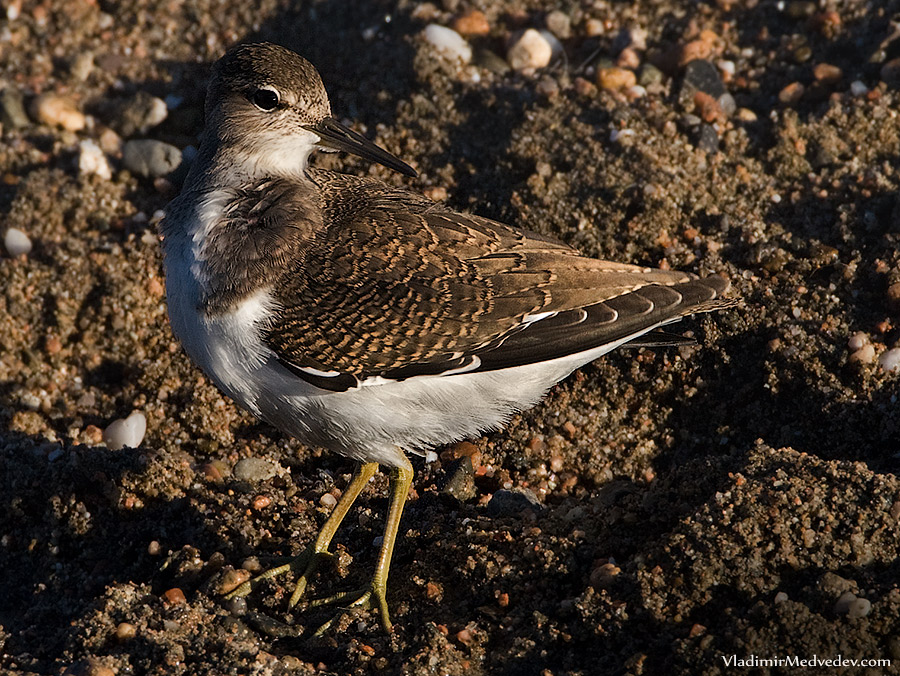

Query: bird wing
[264,171,734,391]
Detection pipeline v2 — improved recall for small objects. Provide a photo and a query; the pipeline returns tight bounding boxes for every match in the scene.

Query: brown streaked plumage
[160,42,737,635]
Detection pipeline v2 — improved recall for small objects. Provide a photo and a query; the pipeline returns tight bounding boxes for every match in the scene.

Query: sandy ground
[2,0,900,674]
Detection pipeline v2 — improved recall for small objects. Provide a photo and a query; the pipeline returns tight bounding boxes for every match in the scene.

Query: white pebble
[422,24,471,64]
[78,140,112,180]
[4,227,32,256]
[424,450,438,463]
[320,493,338,508]
[878,347,900,373]
[848,597,872,618]
[507,28,553,71]
[31,93,86,132]
[847,331,869,351]
[850,80,868,96]
[773,591,789,603]
[103,411,147,450]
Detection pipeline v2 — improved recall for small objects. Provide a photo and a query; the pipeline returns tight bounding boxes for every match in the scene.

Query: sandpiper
[160,42,736,633]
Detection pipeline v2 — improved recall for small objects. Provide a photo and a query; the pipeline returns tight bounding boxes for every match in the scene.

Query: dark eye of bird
[251,88,279,111]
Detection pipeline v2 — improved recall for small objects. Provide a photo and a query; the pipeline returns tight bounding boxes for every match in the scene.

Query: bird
[159,41,736,633]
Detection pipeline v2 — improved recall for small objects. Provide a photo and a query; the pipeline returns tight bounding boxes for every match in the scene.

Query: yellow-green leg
[310,453,413,633]
[224,461,378,606]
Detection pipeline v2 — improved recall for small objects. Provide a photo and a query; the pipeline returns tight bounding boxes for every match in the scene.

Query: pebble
[233,457,278,482]
[320,492,337,508]
[834,591,871,617]
[123,139,183,178]
[849,344,875,364]
[103,411,147,450]
[545,10,571,39]
[778,82,805,104]
[676,39,713,66]
[590,562,621,588]
[681,59,727,101]
[115,622,137,642]
[442,456,476,502]
[887,283,900,310]
[849,80,868,96]
[638,63,663,87]
[584,18,605,37]
[78,140,112,180]
[474,48,510,74]
[813,63,842,84]
[217,568,251,594]
[163,587,186,605]
[616,47,641,69]
[31,93,86,131]
[878,348,900,373]
[452,10,489,37]
[597,66,636,91]
[507,29,552,71]
[422,24,472,65]
[0,87,30,129]
[695,123,719,153]
[486,487,542,518]
[4,227,32,256]
[114,91,169,137]
[848,332,869,351]
[70,52,94,81]
[881,58,900,86]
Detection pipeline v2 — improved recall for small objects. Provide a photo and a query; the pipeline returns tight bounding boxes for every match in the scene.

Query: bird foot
[223,546,333,608]
[308,581,392,634]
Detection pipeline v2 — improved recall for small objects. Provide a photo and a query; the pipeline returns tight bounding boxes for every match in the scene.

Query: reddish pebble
[359,644,376,656]
[163,587,186,605]
[689,623,706,637]
[597,66,636,91]
[813,63,842,84]
[45,336,62,354]
[498,592,509,607]
[453,9,489,36]
[676,39,712,66]
[778,82,805,105]
[456,627,475,646]
[252,494,271,510]
[426,581,443,601]
[82,425,103,445]
[694,91,726,125]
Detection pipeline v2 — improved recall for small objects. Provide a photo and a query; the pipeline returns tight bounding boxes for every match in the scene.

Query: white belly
[163,231,663,467]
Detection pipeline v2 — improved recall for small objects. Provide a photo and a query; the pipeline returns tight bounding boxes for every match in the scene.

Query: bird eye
[251,88,280,111]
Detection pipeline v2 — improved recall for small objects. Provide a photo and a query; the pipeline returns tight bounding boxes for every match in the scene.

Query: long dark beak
[304,117,417,177]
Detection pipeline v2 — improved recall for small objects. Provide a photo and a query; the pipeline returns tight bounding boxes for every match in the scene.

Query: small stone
[887,283,900,311]
[320,492,338,509]
[103,411,147,450]
[218,568,251,594]
[848,597,872,618]
[590,562,621,588]
[849,80,868,96]
[584,18,604,37]
[4,227,32,256]
[616,47,641,69]
[422,24,472,64]
[774,591,789,603]
[849,344,876,364]
[115,622,136,642]
[597,66,636,91]
[0,87,30,129]
[233,457,278,482]
[736,107,758,122]
[681,59,727,100]
[694,91,726,124]
[507,29,553,71]
[114,91,169,138]
[163,587,186,605]
[778,82,805,105]
[878,348,900,373]
[443,456,476,501]
[98,127,123,155]
[676,39,713,66]
[638,63,663,87]
[486,487,542,518]
[78,140,112,180]
[31,93,86,131]
[694,123,719,153]
[123,139,183,178]
[473,48,510,74]
[848,332,870,351]
[545,10,571,39]
[881,58,900,86]
[452,10,489,37]
[251,495,271,510]
[81,424,103,445]
[813,63,842,84]
[70,52,94,81]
